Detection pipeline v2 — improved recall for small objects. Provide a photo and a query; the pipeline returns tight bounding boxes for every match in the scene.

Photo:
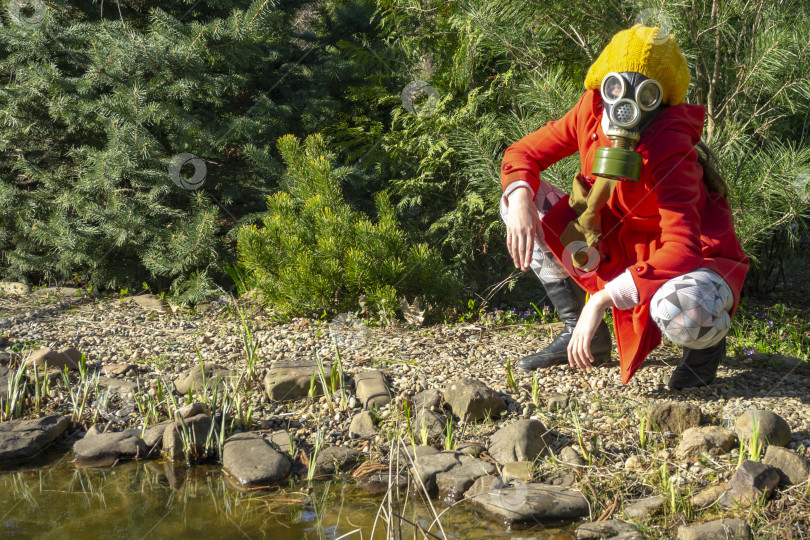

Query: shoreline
[1,288,809,538]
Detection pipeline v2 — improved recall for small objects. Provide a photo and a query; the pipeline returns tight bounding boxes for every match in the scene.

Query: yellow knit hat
[584,24,690,106]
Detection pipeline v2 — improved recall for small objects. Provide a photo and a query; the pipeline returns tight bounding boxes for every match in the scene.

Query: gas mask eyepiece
[592,72,663,182]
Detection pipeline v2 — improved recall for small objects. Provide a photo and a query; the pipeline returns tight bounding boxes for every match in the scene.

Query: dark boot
[517,276,612,371]
[667,337,726,390]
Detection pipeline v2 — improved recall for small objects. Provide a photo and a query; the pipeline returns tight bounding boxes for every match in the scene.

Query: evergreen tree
[0,0,390,302]
[236,133,457,317]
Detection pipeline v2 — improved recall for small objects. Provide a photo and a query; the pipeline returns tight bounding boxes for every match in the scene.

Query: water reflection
[0,454,576,539]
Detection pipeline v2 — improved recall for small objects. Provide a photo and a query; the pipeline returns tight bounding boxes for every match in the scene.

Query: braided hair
[695,141,729,199]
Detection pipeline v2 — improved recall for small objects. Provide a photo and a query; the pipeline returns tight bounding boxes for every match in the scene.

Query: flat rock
[455,442,485,457]
[577,519,644,540]
[488,419,552,464]
[677,518,752,540]
[355,370,391,409]
[435,469,478,501]
[545,471,577,488]
[464,475,589,525]
[444,378,505,421]
[763,445,810,485]
[402,445,440,462]
[102,363,138,377]
[174,364,235,395]
[625,495,665,519]
[348,410,377,439]
[411,451,462,495]
[126,294,167,312]
[263,358,326,401]
[675,426,737,460]
[456,454,495,476]
[175,402,211,420]
[747,352,806,371]
[734,409,791,447]
[96,376,138,393]
[545,394,570,412]
[412,388,441,411]
[0,415,70,462]
[719,460,779,506]
[0,282,30,295]
[33,286,85,298]
[624,455,645,470]
[162,413,214,460]
[691,485,727,507]
[415,409,445,439]
[501,461,533,483]
[314,446,361,475]
[559,446,585,466]
[268,430,293,454]
[647,401,702,434]
[435,455,495,501]
[222,433,290,487]
[73,428,147,466]
[26,346,82,371]
[142,421,173,448]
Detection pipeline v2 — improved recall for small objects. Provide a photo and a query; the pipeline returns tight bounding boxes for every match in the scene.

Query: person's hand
[568,289,613,371]
[505,188,541,271]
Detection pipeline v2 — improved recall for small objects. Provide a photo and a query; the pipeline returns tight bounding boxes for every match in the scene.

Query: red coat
[501,89,749,383]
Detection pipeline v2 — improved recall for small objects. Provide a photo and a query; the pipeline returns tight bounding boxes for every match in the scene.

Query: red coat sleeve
[500,93,586,197]
[626,131,705,305]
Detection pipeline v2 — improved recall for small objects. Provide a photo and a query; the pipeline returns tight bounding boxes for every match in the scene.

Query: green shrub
[236,133,457,318]
[0,1,392,304]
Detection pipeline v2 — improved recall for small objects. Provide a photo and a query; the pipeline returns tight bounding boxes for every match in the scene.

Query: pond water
[0,448,579,539]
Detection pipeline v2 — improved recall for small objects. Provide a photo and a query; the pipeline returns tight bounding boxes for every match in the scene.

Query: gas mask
[592,71,664,182]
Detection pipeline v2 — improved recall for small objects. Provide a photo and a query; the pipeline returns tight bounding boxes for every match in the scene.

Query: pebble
[2,291,809,492]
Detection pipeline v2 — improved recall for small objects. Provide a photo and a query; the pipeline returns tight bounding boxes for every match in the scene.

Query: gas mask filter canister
[592,71,664,182]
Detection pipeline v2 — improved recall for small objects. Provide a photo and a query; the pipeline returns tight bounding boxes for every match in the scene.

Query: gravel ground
[3,287,810,537]
[2,288,809,455]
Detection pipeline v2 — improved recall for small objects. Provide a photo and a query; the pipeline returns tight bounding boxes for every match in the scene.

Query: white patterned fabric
[500,181,568,282]
[530,246,569,282]
[649,268,733,349]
